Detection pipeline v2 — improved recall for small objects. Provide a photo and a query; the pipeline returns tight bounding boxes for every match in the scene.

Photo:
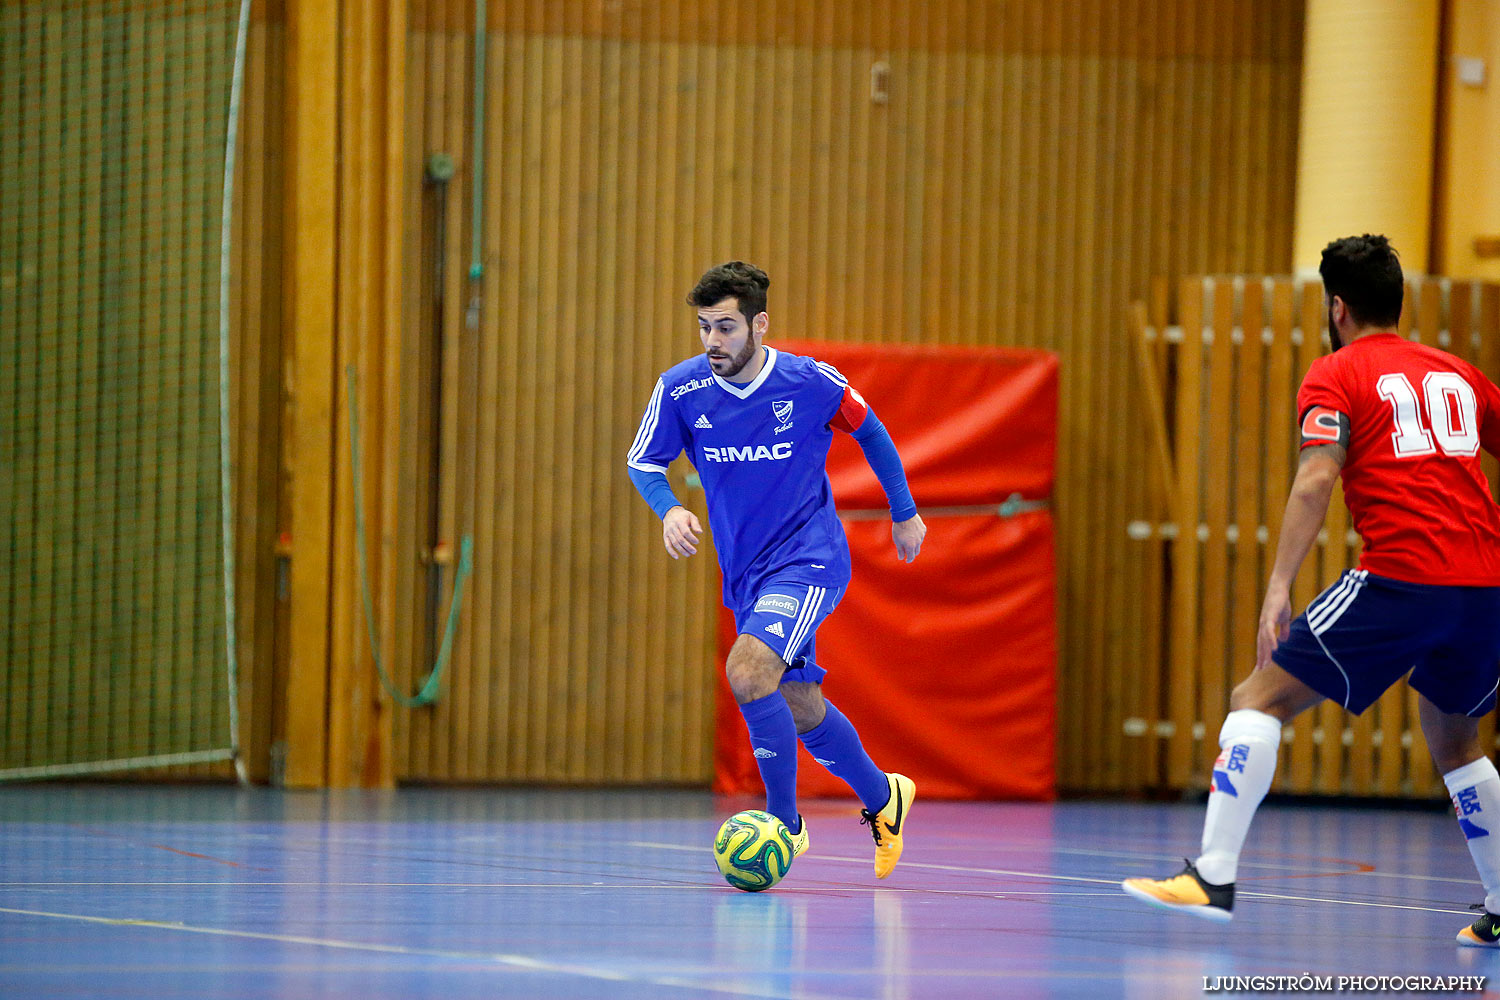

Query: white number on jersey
[1375,371,1480,458]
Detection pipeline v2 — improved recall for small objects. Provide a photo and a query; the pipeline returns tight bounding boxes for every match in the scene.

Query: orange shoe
[1121,860,1234,922]
[860,772,915,879]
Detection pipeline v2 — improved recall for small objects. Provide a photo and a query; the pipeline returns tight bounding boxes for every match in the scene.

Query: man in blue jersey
[627,261,926,879]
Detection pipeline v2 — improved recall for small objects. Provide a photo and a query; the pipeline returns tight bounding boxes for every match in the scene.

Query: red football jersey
[1297,332,1500,585]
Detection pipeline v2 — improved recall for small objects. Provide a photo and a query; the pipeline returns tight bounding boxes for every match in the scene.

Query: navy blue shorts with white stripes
[1272,569,1500,717]
[734,578,844,685]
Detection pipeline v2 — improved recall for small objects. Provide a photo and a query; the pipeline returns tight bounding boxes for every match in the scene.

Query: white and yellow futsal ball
[713,810,795,892]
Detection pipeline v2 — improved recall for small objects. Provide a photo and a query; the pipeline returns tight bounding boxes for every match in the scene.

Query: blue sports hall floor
[2,784,1498,998]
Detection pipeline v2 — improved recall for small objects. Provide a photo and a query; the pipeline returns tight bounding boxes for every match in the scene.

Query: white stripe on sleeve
[626,379,666,470]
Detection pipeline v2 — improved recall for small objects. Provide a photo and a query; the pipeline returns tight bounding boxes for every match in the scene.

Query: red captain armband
[829,384,870,434]
[1299,404,1350,450]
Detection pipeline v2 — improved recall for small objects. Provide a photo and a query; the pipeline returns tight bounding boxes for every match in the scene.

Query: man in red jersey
[1122,235,1500,946]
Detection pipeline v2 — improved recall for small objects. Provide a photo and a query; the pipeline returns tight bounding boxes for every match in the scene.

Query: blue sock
[798,700,889,813]
[738,691,799,830]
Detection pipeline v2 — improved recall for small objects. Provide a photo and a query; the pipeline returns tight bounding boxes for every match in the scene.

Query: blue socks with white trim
[1444,757,1500,914]
[798,699,890,813]
[1195,709,1283,885]
[738,691,800,831]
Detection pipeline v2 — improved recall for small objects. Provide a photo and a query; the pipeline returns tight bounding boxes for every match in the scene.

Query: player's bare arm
[892,513,925,563]
[1256,444,1345,669]
[662,505,702,559]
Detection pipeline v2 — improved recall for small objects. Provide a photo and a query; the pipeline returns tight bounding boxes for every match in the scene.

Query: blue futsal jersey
[627,347,872,612]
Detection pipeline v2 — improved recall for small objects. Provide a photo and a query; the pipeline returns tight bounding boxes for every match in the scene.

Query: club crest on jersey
[772,399,794,433]
[754,593,800,618]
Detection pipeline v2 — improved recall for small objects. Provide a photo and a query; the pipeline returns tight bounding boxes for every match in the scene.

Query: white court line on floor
[628,842,1477,917]
[0,905,831,1000]
[629,841,1122,884]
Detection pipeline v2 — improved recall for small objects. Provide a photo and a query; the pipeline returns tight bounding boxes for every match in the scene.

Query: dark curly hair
[1319,234,1404,329]
[686,261,770,326]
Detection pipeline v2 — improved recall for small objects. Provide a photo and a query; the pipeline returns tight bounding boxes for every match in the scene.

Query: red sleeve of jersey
[1295,358,1352,451]
[829,383,870,434]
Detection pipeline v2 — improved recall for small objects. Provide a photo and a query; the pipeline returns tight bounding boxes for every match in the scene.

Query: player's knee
[726,641,782,704]
[1228,680,1296,721]
[1229,665,1318,721]
[1228,677,1273,715]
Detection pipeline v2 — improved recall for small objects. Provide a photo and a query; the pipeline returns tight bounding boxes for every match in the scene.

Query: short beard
[1327,307,1343,352]
[710,336,759,378]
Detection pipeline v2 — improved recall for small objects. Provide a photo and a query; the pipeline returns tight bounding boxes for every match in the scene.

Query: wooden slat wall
[1135,275,1500,798]
[2,0,1307,788]
[229,0,287,783]
[371,0,1306,785]
[0,0,248,777]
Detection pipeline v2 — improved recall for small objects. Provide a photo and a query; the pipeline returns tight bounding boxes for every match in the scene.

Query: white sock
[1443,757,1500,914]
[1194,709,1283,885]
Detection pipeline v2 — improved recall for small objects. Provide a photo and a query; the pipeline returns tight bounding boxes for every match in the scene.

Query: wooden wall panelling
[126,6,159,763]
[566,2,599,782]
[641,0,675,783]
[415,0,450,780]
[664,0,694,783]
[1283,280,1323,793]
[234,2,286,782]
[555,2,585,781]
[1261,280,1296,785]
[1095,0,1125,792]
[487,0,522,779]
[603,11,637,783]
[0,0,23,767]
[139,7,170,761]
[440,0,470,783]
[422,0,455,782]
[327,0,365,788]
[74,10,108,765]
[1078,2,1112,791]
[179,8,208,764]
[390,0,426,781]
[1166,278,1204,788]
[326,0,1312,787]
[46,7,77,766]
[1145,282,1172,789]
[449,0,479,780]
[282,0,341,787]
[363,0,395,786]
[467,0,503,781]
[1197,281,1235,778]
[1230,281,1267,768]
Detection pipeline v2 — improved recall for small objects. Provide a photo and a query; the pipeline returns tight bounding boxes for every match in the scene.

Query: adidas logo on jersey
[753,747,778,759]
[764,621,785,638]
[695,414,713,429]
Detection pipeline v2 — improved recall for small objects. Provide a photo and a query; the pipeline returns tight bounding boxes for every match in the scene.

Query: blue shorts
[733,580,844,685]
[1272,569,1500,717]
